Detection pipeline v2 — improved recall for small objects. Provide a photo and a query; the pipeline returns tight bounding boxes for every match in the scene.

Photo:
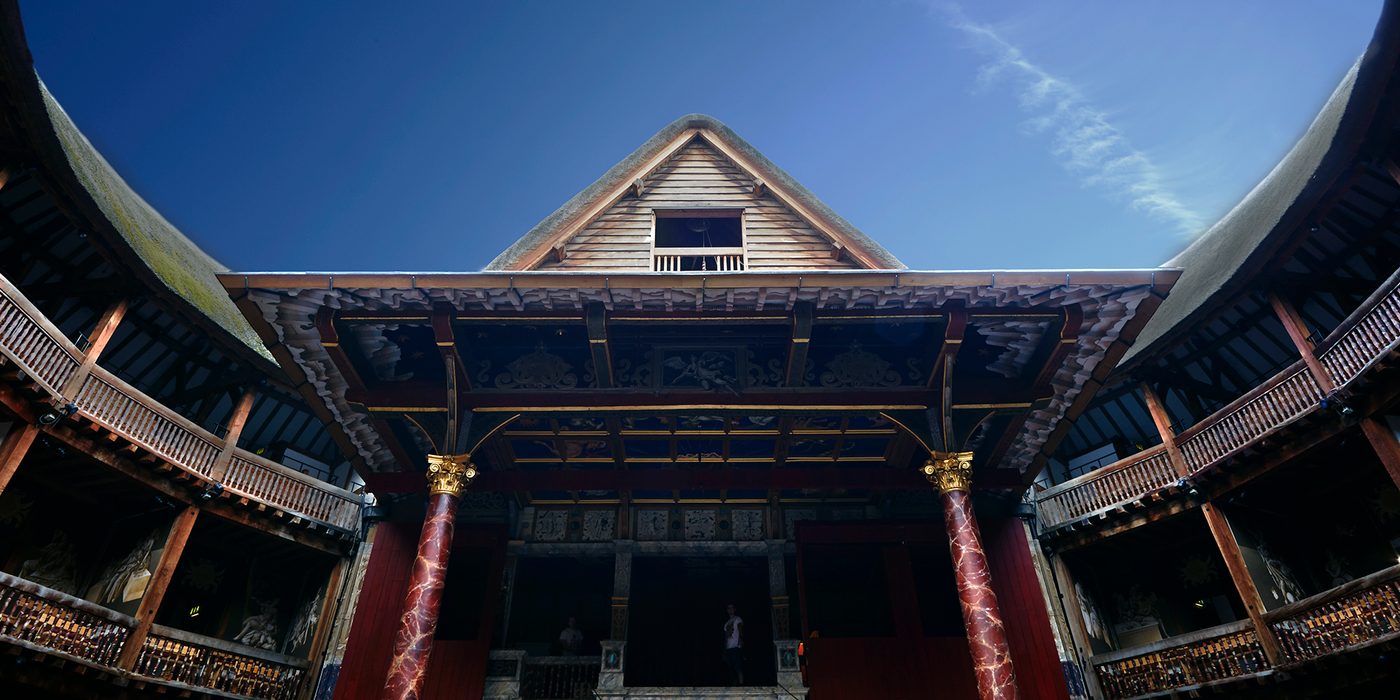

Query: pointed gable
[485,115,904,272]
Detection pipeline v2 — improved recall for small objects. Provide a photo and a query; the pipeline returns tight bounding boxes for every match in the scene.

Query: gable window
[652,209,745,271]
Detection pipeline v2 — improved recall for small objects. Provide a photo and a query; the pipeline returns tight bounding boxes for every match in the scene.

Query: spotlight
[199,483,225,502]
[38,402,78,425]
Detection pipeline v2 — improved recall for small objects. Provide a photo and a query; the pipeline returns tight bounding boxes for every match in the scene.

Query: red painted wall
[334,521,417,700]
[984,516,1070,700]
[797,519,1068,700]
[333,522,504,700]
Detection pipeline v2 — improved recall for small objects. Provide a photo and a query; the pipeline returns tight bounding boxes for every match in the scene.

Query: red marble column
[382,456,475,700]
[925,453,1019,700]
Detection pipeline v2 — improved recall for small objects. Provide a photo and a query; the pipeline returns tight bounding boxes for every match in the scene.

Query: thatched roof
[1122,0,1400,366]
[0,0,269,360]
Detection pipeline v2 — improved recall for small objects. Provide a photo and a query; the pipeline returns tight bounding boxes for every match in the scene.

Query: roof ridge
[484,113,906,271]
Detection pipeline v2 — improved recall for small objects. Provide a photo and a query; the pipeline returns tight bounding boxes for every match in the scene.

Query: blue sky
[18,1,1384,271]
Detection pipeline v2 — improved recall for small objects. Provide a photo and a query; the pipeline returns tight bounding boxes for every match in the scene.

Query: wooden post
[1199,503,1284,666]
[1359,418,1400,492]
[1267,292,1336,392]
[0,422,39,497]
[210,388,257,481]
[301,558,349,700]
[116,505,200,670]
[1141,381,1284,664]
[1047,553,1106,700]
[1139,382,1190,477]
[60,299,128,397]
[1271,292,1400,491]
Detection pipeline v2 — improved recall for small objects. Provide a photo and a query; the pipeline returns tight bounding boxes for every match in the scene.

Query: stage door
[627,556,775,687]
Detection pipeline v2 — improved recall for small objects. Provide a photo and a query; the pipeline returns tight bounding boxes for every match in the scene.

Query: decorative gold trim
[922,451,974,493]
[366,406,450,413]
[426,454,477,497]
[950,402,1034,410]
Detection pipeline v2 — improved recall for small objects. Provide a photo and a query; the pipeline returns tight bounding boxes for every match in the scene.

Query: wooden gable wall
[535,137,863,271]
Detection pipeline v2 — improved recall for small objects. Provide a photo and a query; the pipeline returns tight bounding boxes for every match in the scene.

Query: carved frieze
[582,510,617,541]
[820,342,900,387]
[732,510,765,541]
[534,510,568,542]
[636,510,669,540]
[684,510,716,540]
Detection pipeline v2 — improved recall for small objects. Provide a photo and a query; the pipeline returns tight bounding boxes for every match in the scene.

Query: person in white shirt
[722,603,744,685]
[559,616,583,655]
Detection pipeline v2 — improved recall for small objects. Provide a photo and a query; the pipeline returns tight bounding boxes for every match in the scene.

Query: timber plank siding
[536,137,861,271]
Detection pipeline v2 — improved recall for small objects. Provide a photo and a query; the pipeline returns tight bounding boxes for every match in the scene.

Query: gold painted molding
[922,451,974,493]
[426,454,477,497]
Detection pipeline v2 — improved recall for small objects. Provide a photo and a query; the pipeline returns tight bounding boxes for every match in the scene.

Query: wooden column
[302,558,349,700]
[1359,418,1400,491]
[1047,553,1106,700]
[1140,383,1189,477]
[767,540,790,640]
[1267,292,1336,392]
[1269,293,1400,490]
[1199,503,1284,665]
[1139,382,1284,664]
[60,298,128,397]
[611,544,632,641]
[116,504,200,670]
[0,422,39,497]
[209,388,257,481]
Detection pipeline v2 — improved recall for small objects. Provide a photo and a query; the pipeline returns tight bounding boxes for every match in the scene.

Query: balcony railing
[0,570,307,699]
[653,247,746,272]
[1267,564,1400,663]
[133,626,308,700]
[1091,621,1267,699]
[0,283,79,397]
[1089,565,1400,698]
[1035,446,1177,527]
[0,272,360,533]
[1037,269,1400,531]
[521,655,602,699]
[0,571,132,669]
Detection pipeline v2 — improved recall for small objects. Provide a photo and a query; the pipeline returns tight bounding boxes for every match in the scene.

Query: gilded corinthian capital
[425,454,477,497]
[922,451,974,493]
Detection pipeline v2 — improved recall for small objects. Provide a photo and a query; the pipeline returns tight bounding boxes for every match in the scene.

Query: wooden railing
[652,247,746,272]
[76,370,223,477]
[1267,564,1400,663]
[521,655,602,700]
[133,626,308,700]
[0,570,308,699]
[1087,566,1400,697]
[1174,365,1321,469]
[1090,621,1267,699]
[1036,270,1400,530]
[0,282,80,397]
[1317,274,1400,385]
[1034,446,1177,527]
[225,453,360,530]
[0,272,360,533]
[0,571,132,669]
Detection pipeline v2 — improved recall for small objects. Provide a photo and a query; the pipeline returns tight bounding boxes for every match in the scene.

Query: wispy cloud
[939,4,1205,237]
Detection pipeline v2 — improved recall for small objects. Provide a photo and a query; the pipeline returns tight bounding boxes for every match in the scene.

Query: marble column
[383,455,476,700]
[924,452,1020,700]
